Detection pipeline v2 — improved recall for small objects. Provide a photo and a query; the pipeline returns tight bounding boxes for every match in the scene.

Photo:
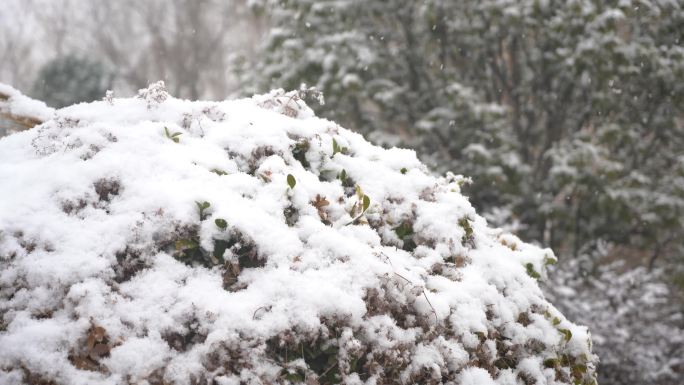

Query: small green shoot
[215,218,227,230]
[400,167,408,174]
[338,169,348,182]
[395,221,418,254]
[287,174,296,189]
[196,201,211,220]
[332,138,348,156]
[174,237,202,265]
[559,328,573,342]
[572,364,587,376]
[292,139,310,168]
[164,127,183,143]
[395,222,414,240]
[544,253,558,266]
[362,194,370,212]
[458,217,475,247]
[355,185,370,213]
[346,185,371,224]
[355,185,362,198]
[347,197,371,224]
[284,371,304,383]
[211,169,228,176]
[543,358,559,368]
[525,262,541,279]
[175,238,199,252]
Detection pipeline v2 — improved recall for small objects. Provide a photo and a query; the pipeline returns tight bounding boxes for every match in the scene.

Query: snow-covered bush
[0,83,596,385]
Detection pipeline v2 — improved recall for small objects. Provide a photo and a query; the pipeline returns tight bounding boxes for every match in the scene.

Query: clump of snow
[0,83,597,385]
[0,84,54,137]
[0,84,54,123]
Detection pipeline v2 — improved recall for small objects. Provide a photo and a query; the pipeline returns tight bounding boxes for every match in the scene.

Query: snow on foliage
[0,82,596,385]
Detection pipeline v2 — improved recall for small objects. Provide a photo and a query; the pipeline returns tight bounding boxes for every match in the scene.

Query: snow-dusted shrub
[0,83,597,385]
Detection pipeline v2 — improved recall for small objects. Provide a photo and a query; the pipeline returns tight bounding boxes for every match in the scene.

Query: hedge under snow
[0,83,597,385]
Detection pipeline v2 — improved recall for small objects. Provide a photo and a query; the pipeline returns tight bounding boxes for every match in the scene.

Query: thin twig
[422,290,438,322]
[393,272,411,283]
[320,359,339,378]
[382,251,439,323]
[252,305,270,320]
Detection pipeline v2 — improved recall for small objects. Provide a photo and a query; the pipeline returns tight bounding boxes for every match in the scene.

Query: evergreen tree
[32,54,112,108]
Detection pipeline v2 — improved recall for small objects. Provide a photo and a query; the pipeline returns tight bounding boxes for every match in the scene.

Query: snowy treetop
[0,82,596,385]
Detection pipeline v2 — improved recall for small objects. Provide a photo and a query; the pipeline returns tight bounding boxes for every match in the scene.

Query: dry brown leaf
[89,343,111,360]
[312,194,330,222]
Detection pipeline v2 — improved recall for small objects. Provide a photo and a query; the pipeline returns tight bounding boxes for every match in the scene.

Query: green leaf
[543,358,559,368]
[362,195,370,212]
[287,174,296,189]
[560,354,571,366]
[552,317,561,326]
[571,364,588,382]
[345,193,370,226]
[211,169,228,176]
[214,218,227,230]
[164,126,182,143]
[349,356,359,372]
[195,201,211,220]
[213,239,230,261]
[458,217,475,247]
[572,364,587,375]
[400,167,408,174]
[544,253,558,266]
[355,185,363,200]
[175,239,199,251]
[284,372,304,382]
[338,169,347,182]
[292,139,310,168]
[526,263,541,279]
[395,222,413,239]
[559,328,573,342]
[332,138,348,156]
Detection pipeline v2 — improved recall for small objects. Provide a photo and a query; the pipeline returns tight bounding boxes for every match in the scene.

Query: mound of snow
[0,82,597,385]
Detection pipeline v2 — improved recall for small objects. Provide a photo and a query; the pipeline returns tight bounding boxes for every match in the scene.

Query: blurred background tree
[32,55,112,108]
[0,0,682,383]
